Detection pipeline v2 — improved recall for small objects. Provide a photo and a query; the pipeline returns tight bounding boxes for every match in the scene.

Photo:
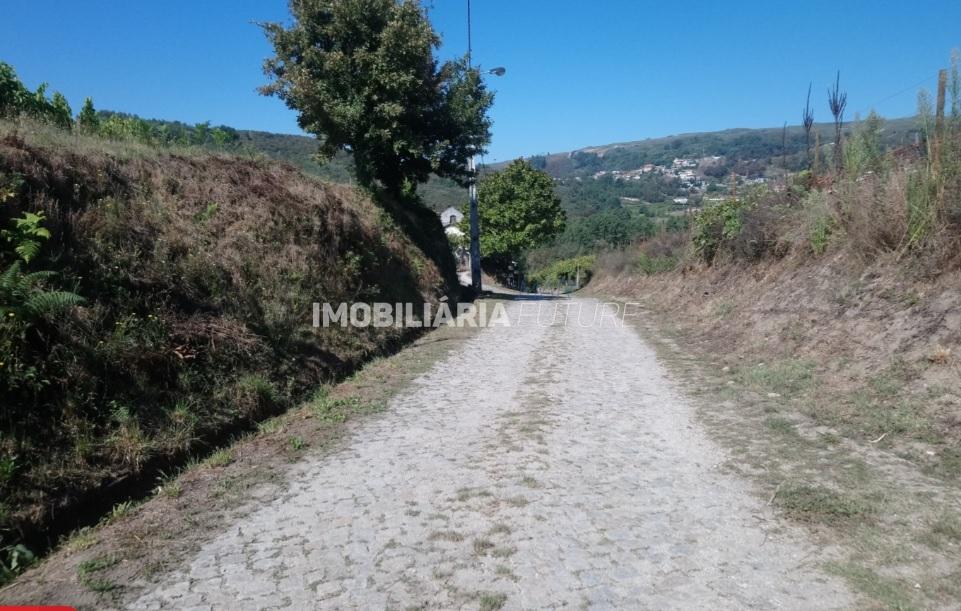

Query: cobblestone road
[132,298,851,610]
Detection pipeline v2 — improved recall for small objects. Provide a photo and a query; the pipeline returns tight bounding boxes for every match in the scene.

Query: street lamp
[467,0,505,292]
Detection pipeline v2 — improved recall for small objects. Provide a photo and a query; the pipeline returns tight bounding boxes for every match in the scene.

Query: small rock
[726,380,736,386]
[721,366,730,373]
[767,393,781,398]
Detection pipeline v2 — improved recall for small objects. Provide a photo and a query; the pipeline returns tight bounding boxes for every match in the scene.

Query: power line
[851,71,941,118]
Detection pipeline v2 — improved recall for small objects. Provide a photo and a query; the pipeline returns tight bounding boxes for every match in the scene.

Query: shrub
[635,252,677,275]
[692,197,745,263]
[798,190,838,256]
[528,255,595,290]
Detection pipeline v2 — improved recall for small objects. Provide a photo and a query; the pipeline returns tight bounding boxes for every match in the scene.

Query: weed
[774,483,875,525]
[257,417,283,434]
[763,416,799,437]
[477,592,508,611]
[494,564,516,579]
[743,360,815,396]
[927,345,952,365]
[0,544,35,584]
[635,253,677,275]
[0,454,16,485]
[311,394,382,424]
[428,530,464,543]
[77,554,119,576]
[193,201,219,223]
[472,538,496,555]
[806,195,836,256]
[62,528,97,553]
[488,523,511,536]
[82,577,118,593]
[505,496,529,508]
[153,471,183,498]
[921,512,961,550]
[103,500,135,524]
[288,436,306,451]
[235,375,280,420]
[519,475,542,488]
[713,301,736,318]
[205,448,234,468]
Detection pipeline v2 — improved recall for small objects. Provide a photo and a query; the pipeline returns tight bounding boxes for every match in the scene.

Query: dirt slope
[0,121,456,569]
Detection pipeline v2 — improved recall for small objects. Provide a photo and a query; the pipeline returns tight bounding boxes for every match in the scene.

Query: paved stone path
[132,298,852,610]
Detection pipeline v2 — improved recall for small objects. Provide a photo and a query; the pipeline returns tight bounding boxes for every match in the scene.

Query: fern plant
[1,209,83,397]
[1,212,51,264]
[0,261,84,321]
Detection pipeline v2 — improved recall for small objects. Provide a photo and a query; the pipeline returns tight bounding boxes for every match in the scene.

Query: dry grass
[0,118,456,576]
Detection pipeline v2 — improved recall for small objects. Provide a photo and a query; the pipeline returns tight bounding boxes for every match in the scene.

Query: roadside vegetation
[592,53,961,609]
[0,0,495,579]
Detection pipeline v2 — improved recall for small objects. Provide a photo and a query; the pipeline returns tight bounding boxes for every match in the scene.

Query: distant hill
[515,116,920,180]
[108,113,922,215]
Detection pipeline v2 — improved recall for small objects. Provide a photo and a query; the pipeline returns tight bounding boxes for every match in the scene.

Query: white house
[439,206,464,229]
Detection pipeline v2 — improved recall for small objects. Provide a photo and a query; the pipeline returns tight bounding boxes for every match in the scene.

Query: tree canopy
[475,159,566,267]
[260,0,493,196]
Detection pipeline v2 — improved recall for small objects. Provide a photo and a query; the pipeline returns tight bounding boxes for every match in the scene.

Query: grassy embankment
[588,68,961,608]
[0,118,457,581]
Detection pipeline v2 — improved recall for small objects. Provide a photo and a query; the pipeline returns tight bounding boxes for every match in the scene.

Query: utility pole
[465,1,505,292]
[467,0,482,292]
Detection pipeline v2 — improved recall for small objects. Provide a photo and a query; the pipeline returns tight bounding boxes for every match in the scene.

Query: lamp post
[467,0,504,292]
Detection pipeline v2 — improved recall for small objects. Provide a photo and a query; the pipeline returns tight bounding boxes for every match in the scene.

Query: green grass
[257,416,283,434]
[773,483,876,525]
[62,528,97,553]
[826,562,918,611]
[77,553,120,592]
[428,530,464,543]
[477,592,508,611]
[204,448,234,468]
[102,500,135,524]
[310,392,386,425]
[920,512,961,550]
[742,359,816,396]
[763,416,800,437]
[77,554,118,576]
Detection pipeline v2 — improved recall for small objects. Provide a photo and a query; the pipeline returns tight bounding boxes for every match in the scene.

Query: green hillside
[522,116,920,179]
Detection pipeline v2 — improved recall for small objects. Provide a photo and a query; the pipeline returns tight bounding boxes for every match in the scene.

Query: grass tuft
[774,483,876,525]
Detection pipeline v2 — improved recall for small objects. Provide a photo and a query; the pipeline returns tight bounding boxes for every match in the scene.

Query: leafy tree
[77,97,99,132]
[0,63,71,129]
[0,63,30,115]
[845,111,885,177]
[193,121,211,146]
[48,92,72,130]
[563,208,655,249]
[260,0,493,196]
[474,159,566,267]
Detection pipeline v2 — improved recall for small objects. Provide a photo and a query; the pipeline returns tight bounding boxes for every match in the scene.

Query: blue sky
[2,0,959,161]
